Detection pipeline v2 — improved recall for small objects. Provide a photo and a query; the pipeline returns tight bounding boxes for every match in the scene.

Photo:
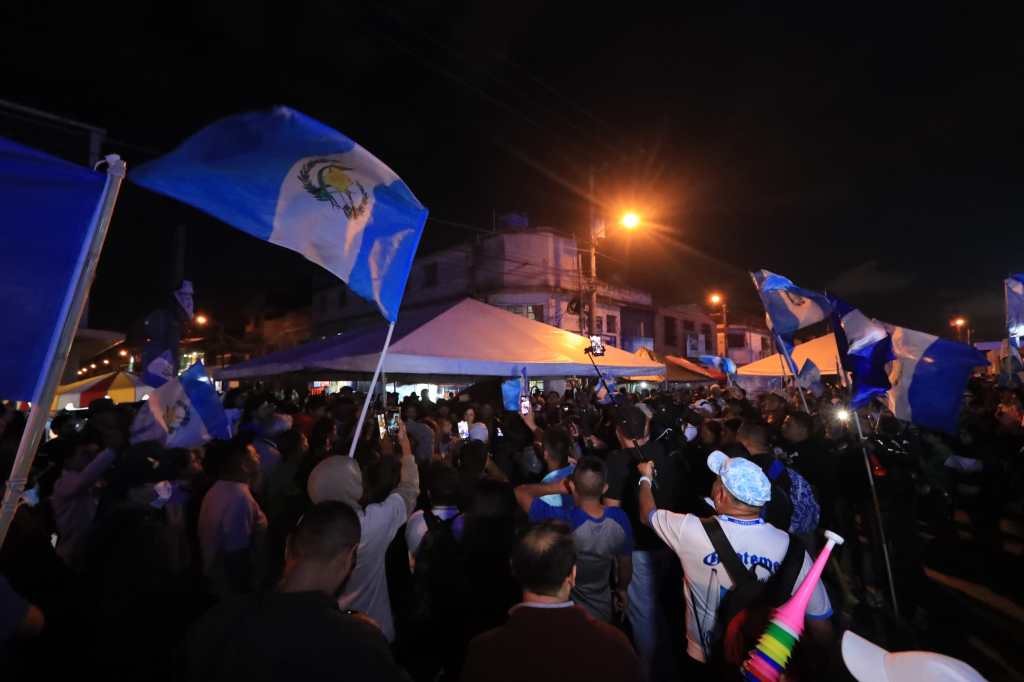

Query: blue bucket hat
[707,450,771,507]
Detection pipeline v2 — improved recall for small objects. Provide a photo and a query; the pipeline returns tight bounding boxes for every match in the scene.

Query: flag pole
[774,331,811,413]
[347,321,396,458]
[853,411,899,617]
[0,155,126,551]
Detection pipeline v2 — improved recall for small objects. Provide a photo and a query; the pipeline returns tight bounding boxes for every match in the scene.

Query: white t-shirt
[649,510,832,662]
[197,480,268,595]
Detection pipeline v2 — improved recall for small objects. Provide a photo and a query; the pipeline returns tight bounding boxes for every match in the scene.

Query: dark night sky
[2,2,1021,339]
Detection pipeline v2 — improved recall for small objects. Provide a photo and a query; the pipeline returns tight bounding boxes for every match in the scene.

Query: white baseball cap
[842,631,986,682]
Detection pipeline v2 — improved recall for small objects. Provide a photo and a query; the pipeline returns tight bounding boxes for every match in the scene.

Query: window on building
[529,304,545,323]
[595,316,603,334]
[683,319,695,332]
[664,316,678,346]
[424,262,438,288]
[727,333,746,349]
[606,314,618,334]
[701,323,712,339]
[760,336,770,352]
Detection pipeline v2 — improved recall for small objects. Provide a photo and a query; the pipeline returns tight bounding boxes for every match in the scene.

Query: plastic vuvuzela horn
[742,530,845,681]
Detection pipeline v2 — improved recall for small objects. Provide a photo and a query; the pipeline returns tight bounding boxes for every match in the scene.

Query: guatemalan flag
[884,326,987,433]
[130,362,231,448]
[828,296,893,408]
[132,107,427,322]
[751,270,832,340]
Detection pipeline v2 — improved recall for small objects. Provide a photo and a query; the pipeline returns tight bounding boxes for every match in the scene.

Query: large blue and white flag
[885,326,987,433]
[132,107,428,322]
[130,362,231,448]
[751,270,832,340]
[0,137,110,402]
[828,296,893,408]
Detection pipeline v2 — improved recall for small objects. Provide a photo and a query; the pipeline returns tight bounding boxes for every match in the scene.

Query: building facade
[312,227,657,350]
[717,323,774,365]
[311,225,736,361]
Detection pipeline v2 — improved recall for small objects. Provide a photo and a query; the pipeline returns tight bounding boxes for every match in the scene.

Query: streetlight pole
[588,167,598,338]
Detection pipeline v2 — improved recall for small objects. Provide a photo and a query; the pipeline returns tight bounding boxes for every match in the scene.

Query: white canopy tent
[216,298,665,380]
[736,333,843,377]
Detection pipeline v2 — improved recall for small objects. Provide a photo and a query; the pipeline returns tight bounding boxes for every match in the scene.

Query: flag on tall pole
[0,139,126,549]
[131,106,428,322]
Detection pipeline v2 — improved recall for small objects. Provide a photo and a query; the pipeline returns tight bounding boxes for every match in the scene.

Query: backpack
[699,518,805,667]
[410,510,466,624]
[762,460,820,535]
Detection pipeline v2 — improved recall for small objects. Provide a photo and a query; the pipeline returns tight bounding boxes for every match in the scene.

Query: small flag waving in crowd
[131,362,230,449]
[131,107,428,322]
[743,530,845,681]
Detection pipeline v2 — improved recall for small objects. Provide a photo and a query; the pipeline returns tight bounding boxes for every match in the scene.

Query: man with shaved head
[183,501,410,681]
[461,521,641,682]
[515,456,634,622]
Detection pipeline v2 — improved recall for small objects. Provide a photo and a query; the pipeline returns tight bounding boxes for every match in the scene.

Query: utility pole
[588,166,598,338]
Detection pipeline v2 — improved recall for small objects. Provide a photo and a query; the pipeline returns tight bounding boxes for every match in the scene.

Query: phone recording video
[376,413,387,440]
[519,395,531,416]
[457,420,470,439]
[387,409,401,437]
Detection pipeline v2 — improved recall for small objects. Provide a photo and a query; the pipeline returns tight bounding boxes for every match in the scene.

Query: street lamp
[620,212,641,230]
[118,349,128,357]
[195,314,208,326]
[951,317,969,344]
[708,292,728,327]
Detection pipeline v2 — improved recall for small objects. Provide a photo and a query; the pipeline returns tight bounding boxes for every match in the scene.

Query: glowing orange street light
[620,212,640,230]
[195,314,209,326]
[118,349,128,357]
[952,318,966,328]
[102,359,110,365]
[709,293,723,306]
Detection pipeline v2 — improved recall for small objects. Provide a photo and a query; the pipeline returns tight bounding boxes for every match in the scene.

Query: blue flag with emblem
[130,362,231,448]
[131,107,428,322]
[751,270,832,340]
[0,137,109,402]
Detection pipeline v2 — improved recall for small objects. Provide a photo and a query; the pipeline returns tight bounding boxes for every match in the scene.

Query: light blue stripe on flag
[0,137,107,401]
[131,107,427,321]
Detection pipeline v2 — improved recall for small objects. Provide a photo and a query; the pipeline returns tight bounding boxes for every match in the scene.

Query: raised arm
[392,421,420,516]
[636,460,657,527]
[513,479,568,514]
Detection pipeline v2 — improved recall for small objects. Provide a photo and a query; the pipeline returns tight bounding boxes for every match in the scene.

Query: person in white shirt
[52,438,117,570]
[307,420,419,642]
[405,462,462,566]
[637,450,833,669]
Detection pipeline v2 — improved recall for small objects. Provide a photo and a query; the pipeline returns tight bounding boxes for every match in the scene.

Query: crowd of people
[0,372,1010,681]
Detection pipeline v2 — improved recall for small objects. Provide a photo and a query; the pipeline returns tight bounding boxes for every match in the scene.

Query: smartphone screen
[376,413,387,440]
[457,420,470,439]
[519,396,531,416]
[387,410,401,437]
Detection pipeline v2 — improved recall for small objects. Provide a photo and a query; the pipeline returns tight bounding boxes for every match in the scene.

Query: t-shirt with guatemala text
[648,510,832,662]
